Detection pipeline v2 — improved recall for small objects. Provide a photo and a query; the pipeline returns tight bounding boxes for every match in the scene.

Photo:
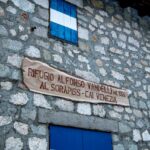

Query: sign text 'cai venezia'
[22,58,129,106]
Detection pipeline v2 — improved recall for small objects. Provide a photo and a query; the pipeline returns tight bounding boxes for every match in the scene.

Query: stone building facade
[0,0,150,149]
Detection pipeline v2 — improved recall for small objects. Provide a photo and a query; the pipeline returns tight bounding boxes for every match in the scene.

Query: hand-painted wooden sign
[49,0,78,45]
[22,58,129,106]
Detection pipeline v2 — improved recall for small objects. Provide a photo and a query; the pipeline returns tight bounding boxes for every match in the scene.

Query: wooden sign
[22,58,129,106]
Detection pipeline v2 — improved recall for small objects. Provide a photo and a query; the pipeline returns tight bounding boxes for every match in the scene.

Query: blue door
[50,125,112,150]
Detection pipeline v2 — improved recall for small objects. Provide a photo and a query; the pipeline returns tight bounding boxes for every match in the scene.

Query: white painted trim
[50,8,77,31]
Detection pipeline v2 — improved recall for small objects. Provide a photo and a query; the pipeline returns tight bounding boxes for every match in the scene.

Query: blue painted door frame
[50,125,112,150]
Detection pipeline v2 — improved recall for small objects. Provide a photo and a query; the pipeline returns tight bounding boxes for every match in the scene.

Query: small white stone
[19,25,24,32]
[123,28,131,34]
[77,103,91,115]
[95,15,104,22]
[133,129,142,142]
[0,116,12,126]
[6,6,17,14]
[10,93,29,105]
[10,29,17,36]
[97,29,104,35]
[96,59,103,67]
[78,27,89,40]
[101,37,109,45]
[78,55,89,63]
[75,69,99,83]
[28,137,47,150]
[111,31,117,38]
[11,0,35,13]
[5,137,23,150]
[32,0,48,9]
[89,24,95,31]
[128,37,139,48]
[68,50,74,57]
[124,21,130,28]
[111,70,125,80]
[133,109,143,118]
[53,43,63,53]
[32,17,48,27]
[113,144,124,150]
[107,23,113,28]
[94,45,105,54]
[117,41,126,49]
[119,33,127,42]
[25,46,41,58]
[146,55,150,60]
[100,25,106,30]
[53,54,63,63]
[109,47,123,55]
[138,91,147,99]
[99,68,107,76]
[31,124,47,135]
[114,106,124,112]
[148,85,150,93]
[0,81,12,90]
[0,25,8,36]
[109,111,121,119]
[125,108,132,114]
[116,27,122,32]
[124,114,130,120]
[7,54,22,68]
[14,121,28,135]
[146,43,150,48]
[113,59,121,64]
[91,19,97,27]
[134,30,142,39]
[142,130,150,141]
[84,6,93,14]
[128,45,138,52]
[145,67,150,73]
[93,105,106,117]
[33,94,51,109]
[99,10,108,17]
[20,34,28,41]
[55,99,74,112]
[104,80,120,88]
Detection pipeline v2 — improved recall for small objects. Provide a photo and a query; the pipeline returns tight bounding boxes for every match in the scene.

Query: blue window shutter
[50,0,78,45]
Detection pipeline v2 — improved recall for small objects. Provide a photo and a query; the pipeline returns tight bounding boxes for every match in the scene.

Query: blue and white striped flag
[50,0,78,45]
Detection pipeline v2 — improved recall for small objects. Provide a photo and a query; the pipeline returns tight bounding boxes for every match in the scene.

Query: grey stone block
[38,109,118,133]
[21,108,36,121]
[65,0,83,8]
[11,0,35,13]
[31,124,47,135]
[0,25,8,36]
[0,64,10,78]
[38,7,49,21]
[2,39,23,51]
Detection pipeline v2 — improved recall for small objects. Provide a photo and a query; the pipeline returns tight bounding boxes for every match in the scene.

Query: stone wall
[0,0,150,149]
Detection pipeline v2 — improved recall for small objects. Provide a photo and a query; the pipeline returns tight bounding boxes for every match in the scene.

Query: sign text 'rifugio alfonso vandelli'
[22,58,129,106]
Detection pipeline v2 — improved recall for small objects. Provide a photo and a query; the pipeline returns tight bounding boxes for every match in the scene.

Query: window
[49,0,78,45]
